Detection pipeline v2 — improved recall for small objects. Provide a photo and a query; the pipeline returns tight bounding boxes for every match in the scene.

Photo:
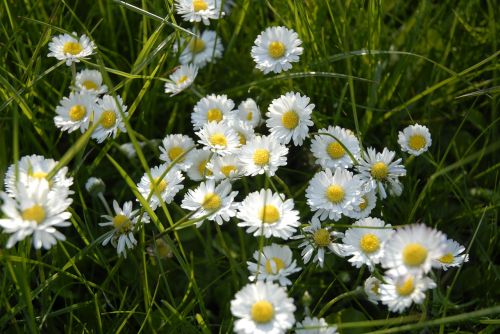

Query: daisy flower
[196,121,240,156]
[146,238,174,259]
[206,154,243,181]
[192,94,235,130]
[164,64,198,96]
[433,238,469,271]
[237,189,300,240]
[54,92,95,133]
[247,243,301,286]
[296,316,337,334]
[0,178,72,249]
[136,164,185,211]
[185,149,213,181]
[356,147,406,199]
[251,26,303,74]
[236,98,261,128]
[310,126,360,169]
[379,273,437,313]
[382,224,447,276]
[340,217,394,271]
[181,179,238,227]
[174,0,223,25]
[99,200,150,258]
[85,177,105,196]
[228,119,256,146]
[305,167,363,222]
[266,91,314,146]
[179,29,223,68]
[230,281,296,334]
[75,69,108,95]
[92,94,128,143]
[159,134,195,171]
[364,276,382,304]
[346,189,377,219]
[239,135,288,176]
[294,220,344,268]
[47,33,96,66]
[398,124,432,156]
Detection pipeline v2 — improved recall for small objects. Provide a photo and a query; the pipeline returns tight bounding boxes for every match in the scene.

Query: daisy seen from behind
[364,276,382,304]
[179,29,223,68]
[433,237,469,271]
[137,164,185,211]
[239,135,288,176]
[236,98,261,128]
[310,126,360,170]
[346,188,377,219]
[174,0,223,25]
[185,149,213,181]
[398,123,432,156]
[228,119,255,147]
[379,273,436,313]
[75,69,108,95]
[92,95,128,143]
[296,316,337,334]
[164,64,198,96]
[47,32,96,65]
[54,92,95,134]
[196,121,240,156]
[159,134,195,171]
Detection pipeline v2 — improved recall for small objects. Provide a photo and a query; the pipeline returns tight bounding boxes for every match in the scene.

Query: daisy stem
[97,193,113,217]
[310,132,359,165]
[71,62,76,89]
[318,287,363,317]
[273,175,293,199]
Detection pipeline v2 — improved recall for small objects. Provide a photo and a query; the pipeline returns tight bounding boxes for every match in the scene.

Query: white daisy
[136,164,185,211]
[228,119,256,147]
[356,147,406,199]
[296,316,337,334]
[346,188,377,219]
[181,179,238,227]
[239,135,288,176]
[251,26,303,74]
[75,69,108,95]
[47,33,96,66]
[398,124,432,156]
[54,92,95,133]
[237,189,300,240]
[192,94,235,130]
[247,243,301,286]
[174,0,223,25]
[340,217,394,271]
[196,121,240,156]
[305,167,363,222]
[206,154,243,181]
[159,134,195,171]
[364,276,382,304]
[99,200,150,258]
[310,126,360,169]
[185,149,213,181]
[164,64,198,96]
[236,98,261,128]
[92,94,128,143]
[433,238,469,271]
[382,224,447,276]
[179,29,223,68]
[379,273,437,313]
[85,177,105,195]
[0,178,72,249]
[230,281,296,334]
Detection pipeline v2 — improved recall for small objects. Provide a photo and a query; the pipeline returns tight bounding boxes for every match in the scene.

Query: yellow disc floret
[281,110,299,129]
[63,41,83,55]
[326,185,345,203]
[359,234,381,253]
[209,133,227,147]
[150,178,168,193]
[207,108,223,122]
[371,162,388,180]
[31,171,48,179]
[359,196,368,210]
[259,205,280,224]
[265,257,286,274]
[402,243,428,266]
[198,160,212,176]
[251,300,274,323]
[100,110,117,129]
[439,253,454,264]
[69,104,87,121]
[238,133,246,145]
[396,277,415,296]
[268,41,286,59]
[177,75,189,84]
[253,149,270,166]
[189,38,206,53]
[327,142,345,159]
[112,214,131,232]
[22,205,46,224]
[246,112,253,121]
[82,80,98,90]
[221,165,237,177]
[192,0,208,11]
[408,134,426,151]
[202,193,221,210]
[313,228,331,247]
[168,146,184,161]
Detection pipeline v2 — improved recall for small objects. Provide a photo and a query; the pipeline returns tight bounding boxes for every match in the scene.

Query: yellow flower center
[326,185,345,203]
[265,257,286,274]
[246,112,253,121]
[359,196,368,210]
[192,0,208,11]
[396,277,415,296]
[198,160,212,176]
[177,75,189,84]
[359,234,381,253]
[259,205,280,224]
[189,38,206,54]
[313,228,331,247]
[22,205,46,224]
[251,300,274,323]
[281,110,299,129]
[150,178,168,193]
[371,162,388,180]
[268,41,286,59]
[209,133,227,147]
[112,214,131,232]
[439,253,454,264]
[30,171,48,179]
[253,149,270,166]
[202,193,221,210]
[63,41,83,55]
[69,104,87,121]
[168,146,184,161]
[408,134,426,151]
[221,165,237,177]
[100,110,117,129]
[402,243,428,266]
[154,239,172,258]
[207,108,223,122]
[371,282,380,295]
[238,132,246,145]
[327,142,345,159]
[82,80,98,90]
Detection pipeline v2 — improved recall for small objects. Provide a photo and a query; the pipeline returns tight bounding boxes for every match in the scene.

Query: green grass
[0,0,499,333]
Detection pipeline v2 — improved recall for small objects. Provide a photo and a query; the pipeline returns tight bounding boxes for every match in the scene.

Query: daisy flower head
[356,147,406,199]
[398,124,432,156]
[185,149,213,181]
[382,224,447,276]
[346,188,377,219]
[54,92,95,134]
[433,238,469,271]
[296,316,337,334]
[305,167,363,222]
[191,93,235,130]
[92,94,128,143]
[164,64,198,96]
[266,91,314,146]
[236,98,261,128]
[206,154,243,181]
[85,177,105,196]
[251,26,303,74]
[0,178,72,249]
[179,29,223,68]
[247,243,301,286]
[47,32,96,66]
[341,217,394,271]
[174,0,223,25]
[228,119,256,147]
[239,135,288,176]
[196,121,240,156]
[310,126,361,169]
[364,276,382,304]
[230,280,296,334]
[237,189,300,240]
[159,134,195,171]
[75,69,108,95]
[181,179,238,227]
[379,273,436,313]
[137,164,185,211]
